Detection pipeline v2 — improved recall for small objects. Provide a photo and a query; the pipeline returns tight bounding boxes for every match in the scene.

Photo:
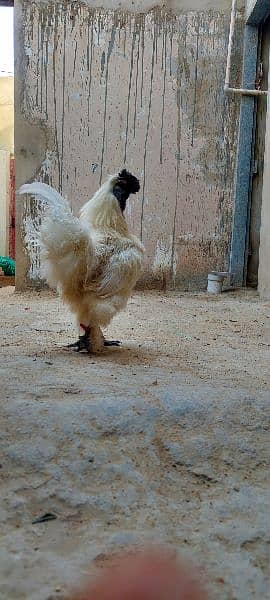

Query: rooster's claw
[104,340,121,347]
[67,334,91,353]
[67,337,121,352]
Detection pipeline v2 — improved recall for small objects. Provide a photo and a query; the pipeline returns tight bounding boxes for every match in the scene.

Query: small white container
[207,272,225,294]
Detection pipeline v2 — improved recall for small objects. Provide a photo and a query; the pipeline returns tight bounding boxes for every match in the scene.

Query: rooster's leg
[68,334,91,352]
[68,324,121,351]
[97,326,121,347]
[67,324,92,353]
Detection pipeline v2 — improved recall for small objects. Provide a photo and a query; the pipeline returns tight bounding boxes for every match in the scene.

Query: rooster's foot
[104,340,121,347]
[67,333,91,353]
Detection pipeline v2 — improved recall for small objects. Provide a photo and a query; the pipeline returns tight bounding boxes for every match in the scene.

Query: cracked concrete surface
[1,286,270,599]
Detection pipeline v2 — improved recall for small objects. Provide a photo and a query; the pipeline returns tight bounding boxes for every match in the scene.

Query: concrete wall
[15,0,245,290]
[0,76,14,154]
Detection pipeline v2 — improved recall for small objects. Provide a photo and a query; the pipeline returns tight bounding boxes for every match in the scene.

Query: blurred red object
[70,548,207,600]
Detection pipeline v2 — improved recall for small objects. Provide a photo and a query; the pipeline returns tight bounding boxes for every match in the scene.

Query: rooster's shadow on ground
[43,341,161,367]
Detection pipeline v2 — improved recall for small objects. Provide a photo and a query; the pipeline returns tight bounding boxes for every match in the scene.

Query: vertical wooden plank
[247,0,270,25]
[258,39,270,297]
[246,16,270,286]
[9,157,15,259]
[0,149,10,256]
[230,25,258,286]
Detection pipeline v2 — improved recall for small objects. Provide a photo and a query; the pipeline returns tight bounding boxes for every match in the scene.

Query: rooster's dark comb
[118,169,140,194]
[118,169,129,178]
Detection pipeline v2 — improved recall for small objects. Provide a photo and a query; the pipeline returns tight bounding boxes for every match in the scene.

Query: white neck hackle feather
[80,174,129,236]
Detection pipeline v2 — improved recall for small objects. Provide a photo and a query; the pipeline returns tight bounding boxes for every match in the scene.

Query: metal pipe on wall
[225,0,268,96]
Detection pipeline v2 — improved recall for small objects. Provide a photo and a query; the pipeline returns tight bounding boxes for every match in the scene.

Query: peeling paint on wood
[16,0,244,289]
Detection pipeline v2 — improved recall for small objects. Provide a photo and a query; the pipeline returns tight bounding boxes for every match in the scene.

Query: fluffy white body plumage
[19,175,144,351]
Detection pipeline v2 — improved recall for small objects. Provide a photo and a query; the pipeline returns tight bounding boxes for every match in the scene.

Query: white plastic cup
[207,273,223,294]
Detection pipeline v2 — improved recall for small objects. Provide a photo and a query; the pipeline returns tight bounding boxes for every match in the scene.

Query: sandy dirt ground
[1,286,270,599]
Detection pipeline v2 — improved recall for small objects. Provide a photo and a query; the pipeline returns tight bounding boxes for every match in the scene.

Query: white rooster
[19,170,144,353]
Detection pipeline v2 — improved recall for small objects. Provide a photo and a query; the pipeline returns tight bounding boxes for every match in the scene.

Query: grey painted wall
[15,0,245,290]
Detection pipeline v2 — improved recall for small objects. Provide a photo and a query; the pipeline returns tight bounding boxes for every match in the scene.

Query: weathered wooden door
[247,15,270,287]
[0,149,10,256]
[9,157,15,259]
